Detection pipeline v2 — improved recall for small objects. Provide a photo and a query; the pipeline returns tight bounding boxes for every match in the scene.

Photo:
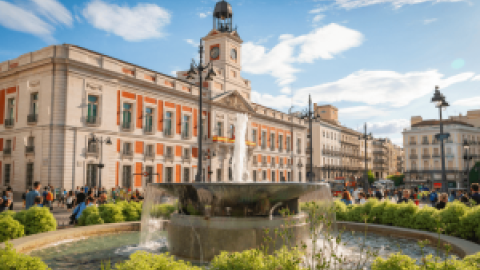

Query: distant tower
[213,0,234,32]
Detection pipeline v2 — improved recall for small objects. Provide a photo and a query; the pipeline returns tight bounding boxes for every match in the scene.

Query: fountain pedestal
[167,213,309,261]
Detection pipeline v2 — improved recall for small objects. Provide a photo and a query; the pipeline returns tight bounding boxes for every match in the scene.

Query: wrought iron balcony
[86,145,99,157]
[181,131,190,139]
[422,141,429,145]
[86,116,100,126]
[144,125,154,134]
[122,121,133,131]
[145,151,155,160]
[409,154,418,159]
[3,148,12,156]
[27,114,38,124]
[25,146,34,155]
[122,149,134,158]
[421,154,431,159]
[182,153,191,162]
[4,118,14,128]
[409,141,417,145]
[165,152,174,161]
[432,153,441,158]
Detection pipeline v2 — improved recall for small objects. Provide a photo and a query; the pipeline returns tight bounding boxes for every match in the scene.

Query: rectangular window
[26,163,34,188]
[166,146,173,157]
[229,167,233,181]
[146,145,154,156]
[123,103,132,129]
[165,112,172,135]
[280,171,284,182]
[122,165,132,188]
[217,168,222,182]
[297,139,301,154]
[286,137,291,152]
[146,166,153,184]
[271,171,275,182]
[252,129,257,143]
[270,133,275,150]
[145,108,153,132]
[30,93,38,120]
[230,124,235,139]
[263,171,266,181]
[7,98,15,120]
[182,115,190,138]
[279,135,283,151]
[183,148,190,158]
[87,95,98,124]
[261,131,266,149]
[166,167,173,183]
[87,164,97,187]
[4,164,11,186]
[123,142,132,155]
[298,171,302,182]
[287,171,291,182]
[217,122,223,136]
[183,168,190,183]
[253,170,257,182]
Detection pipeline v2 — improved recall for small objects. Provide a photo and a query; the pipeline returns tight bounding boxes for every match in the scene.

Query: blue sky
[0,0,479,146]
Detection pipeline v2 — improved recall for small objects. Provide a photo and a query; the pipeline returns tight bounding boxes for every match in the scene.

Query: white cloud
[340,106,390,119]
[423,18,437,24]
[83,0,171,41]
[251,91,293,109]
[472,75,480,81]
[199,11,212,18]
[452,96,480,107]
[313,14,325,23]
[359,119,410,135]
[309,7,328,14]
[242,23,363,86]
[30,0,73,26]
[334,0,465,9]
[280,87,292,94]
[184,39,197,47]
[295,70,474,107]
[0,1,54,42]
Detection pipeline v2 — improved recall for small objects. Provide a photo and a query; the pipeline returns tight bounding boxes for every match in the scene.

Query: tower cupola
[213,0,234,32]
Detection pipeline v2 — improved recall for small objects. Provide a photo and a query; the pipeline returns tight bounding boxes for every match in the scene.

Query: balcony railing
[182,153,191,162]
[3,148,12,156]
[25,146,34,155]
[181,131,190,139]
[122,149,133,158]
[165,152,174,161]
[4,118,14,128]
[145,151,155,160]
[144,125,153,134]
[432,153,441,158]
[422,141,429,145]
[86,116,100,126]
[27,114,38,124]
[409,141,417,145]
[122,122,133,131]
[409,154,418,159]
[262,144,267,150]
[421,154,431,159]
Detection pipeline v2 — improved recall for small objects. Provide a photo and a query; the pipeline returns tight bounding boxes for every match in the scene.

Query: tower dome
[213,0,234,32]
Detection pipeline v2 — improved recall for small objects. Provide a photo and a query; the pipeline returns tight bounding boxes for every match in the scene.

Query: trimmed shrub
[0,210,16,219]
[369,201,389,224]
[23,206,56,235]
[333,200,348,221]
[13,210,27,225]
[151,204,176,219]
[347,204,369,223]
[412,207,438,232]
[371,252,419,270]
[99,203,125,223]
[459,206,480,241]
[78,206,104,226]
[392,202,418,229]
[114,251,201,270]
[380,202,398,225]
[0,216,24,242]
[463,252,480,268]
[123,202,141,221]
[210,247,304,270]
[438,201,469,236]
[0,242,51,270]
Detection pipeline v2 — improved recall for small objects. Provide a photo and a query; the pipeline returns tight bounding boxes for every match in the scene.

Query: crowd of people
[1,182,145,224]
[339,183,480,210]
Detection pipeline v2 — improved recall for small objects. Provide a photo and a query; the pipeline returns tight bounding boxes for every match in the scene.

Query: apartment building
[403,116,480,188]
[0,6,306,192]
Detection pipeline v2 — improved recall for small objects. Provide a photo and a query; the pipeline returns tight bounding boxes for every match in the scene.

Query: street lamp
[431,86,449,192]
[186,39,217,182]
[88,134,112,190]
[299,94,320,182]
[359,123,373,190]
[463,139,472,188]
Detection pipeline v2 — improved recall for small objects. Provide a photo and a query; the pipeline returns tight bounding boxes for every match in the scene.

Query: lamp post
[300,94,320,182]
[463,140,472,188]
[88,135,112,189]
[186,39,217,183]
[359,123,372,190]
[431,86,449,192]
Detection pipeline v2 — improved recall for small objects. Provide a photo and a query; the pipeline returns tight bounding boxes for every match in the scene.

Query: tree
[468,162,480,184]
[367,170,375,184]
[387,174,405,186]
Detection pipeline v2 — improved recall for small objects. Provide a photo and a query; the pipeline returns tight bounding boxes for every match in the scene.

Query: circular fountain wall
[141,182,335,262]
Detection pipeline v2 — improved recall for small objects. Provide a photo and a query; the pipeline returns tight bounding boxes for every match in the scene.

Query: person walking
[22,189,29,208]
[436,193,448,210]
[45,188,54,210]
[375,188,383,200]
[471,183,480,205]
[429,189,438,207]
[6,186,14,210]
[341,191,353,205]
[397,190,411,204]
[352,187,360,204]
[66,191,75,211]
[26,181,41,209]
[75,186,80,196]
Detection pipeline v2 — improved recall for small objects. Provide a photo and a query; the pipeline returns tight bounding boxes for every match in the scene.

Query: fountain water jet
[232,113,249,182]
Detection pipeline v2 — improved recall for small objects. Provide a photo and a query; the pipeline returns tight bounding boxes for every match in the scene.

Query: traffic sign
[435,133,450,140]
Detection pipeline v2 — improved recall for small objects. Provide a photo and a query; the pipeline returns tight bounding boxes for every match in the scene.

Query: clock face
[230,48,237,60]
[210,47,220,59]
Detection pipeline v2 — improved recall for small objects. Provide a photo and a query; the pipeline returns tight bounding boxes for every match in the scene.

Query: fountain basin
[141,182,334,262]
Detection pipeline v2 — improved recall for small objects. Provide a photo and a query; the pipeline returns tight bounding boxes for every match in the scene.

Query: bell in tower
[213,0,234,32]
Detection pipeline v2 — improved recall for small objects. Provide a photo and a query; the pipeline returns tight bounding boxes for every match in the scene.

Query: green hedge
[78,206,104,226]
[78,201,142,226]
[0,242,51,270]
[99,204,125,223]
[372,252,480,270]
[22,206,57,235]
[0,216,24,242]
[335,199,480,242]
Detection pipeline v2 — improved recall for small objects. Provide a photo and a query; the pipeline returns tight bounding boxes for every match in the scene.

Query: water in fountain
[232,113,250,182]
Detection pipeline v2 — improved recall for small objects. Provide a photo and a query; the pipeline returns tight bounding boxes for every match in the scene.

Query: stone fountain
[140,113,334,262]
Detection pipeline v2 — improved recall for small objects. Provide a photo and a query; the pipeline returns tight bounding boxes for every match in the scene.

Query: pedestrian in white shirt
[359,193,367,204]
[353,187,360,204]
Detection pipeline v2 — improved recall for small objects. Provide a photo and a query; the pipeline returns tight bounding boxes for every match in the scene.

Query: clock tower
[201,0,251,100]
